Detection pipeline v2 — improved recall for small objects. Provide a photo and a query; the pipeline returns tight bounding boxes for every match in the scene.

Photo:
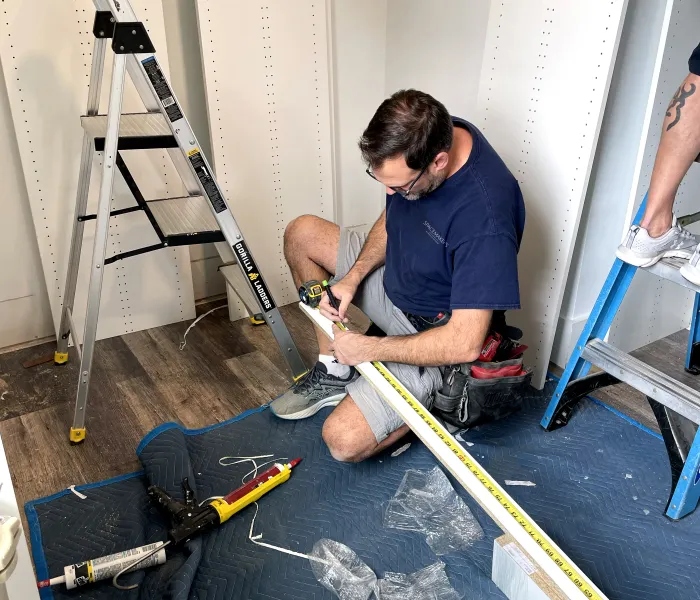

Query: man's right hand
[319,276,359,323]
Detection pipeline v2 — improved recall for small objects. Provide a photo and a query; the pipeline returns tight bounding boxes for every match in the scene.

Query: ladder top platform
[646,257,700,294]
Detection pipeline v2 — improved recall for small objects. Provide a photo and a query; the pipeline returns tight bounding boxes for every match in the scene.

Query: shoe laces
[672,216,695,239]
[292,364,324,394]
[679,227,695,240]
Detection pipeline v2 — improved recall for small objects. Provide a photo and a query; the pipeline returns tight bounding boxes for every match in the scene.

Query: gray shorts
[330,228,443,443]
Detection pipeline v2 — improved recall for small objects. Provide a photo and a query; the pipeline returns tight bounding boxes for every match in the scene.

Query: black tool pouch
[432,358,532,429]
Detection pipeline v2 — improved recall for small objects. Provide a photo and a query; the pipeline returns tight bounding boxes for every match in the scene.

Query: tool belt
[404,310,532,429]
[432,356,532,429]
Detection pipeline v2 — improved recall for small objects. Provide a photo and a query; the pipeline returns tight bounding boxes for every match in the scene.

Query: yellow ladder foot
[292,369,309,382]
[69,427,86,444]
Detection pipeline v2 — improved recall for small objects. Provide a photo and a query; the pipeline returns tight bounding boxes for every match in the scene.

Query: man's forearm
[369,326,482,367]
[345,210,387,284]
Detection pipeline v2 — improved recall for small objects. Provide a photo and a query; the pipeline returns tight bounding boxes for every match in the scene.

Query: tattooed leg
[666,82,697,131]
[641,73,700,237]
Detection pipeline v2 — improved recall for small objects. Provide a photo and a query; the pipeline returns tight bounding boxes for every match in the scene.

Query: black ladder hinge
[112,22,155,54]
[686,342,700,375]
[93,11,115,39]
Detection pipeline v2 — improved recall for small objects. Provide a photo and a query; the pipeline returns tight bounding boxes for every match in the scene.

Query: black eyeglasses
[365,162,430,196]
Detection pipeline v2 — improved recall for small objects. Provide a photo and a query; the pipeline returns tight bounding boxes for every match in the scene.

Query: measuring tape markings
[331,314,600,599]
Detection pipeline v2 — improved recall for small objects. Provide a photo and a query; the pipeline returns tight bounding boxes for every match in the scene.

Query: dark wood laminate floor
[0,299,369,520]
[0,297,694,553]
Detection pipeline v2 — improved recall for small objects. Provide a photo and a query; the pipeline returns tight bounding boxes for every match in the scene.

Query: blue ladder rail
[541,192,700,520]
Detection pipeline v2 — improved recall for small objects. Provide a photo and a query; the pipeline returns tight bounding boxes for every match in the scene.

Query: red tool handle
[223,458,301,504]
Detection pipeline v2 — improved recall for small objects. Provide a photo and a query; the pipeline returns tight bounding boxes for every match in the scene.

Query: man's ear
[433,151,450,171]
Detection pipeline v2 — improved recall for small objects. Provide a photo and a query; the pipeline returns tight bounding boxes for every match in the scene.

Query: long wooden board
[301,302,607,600]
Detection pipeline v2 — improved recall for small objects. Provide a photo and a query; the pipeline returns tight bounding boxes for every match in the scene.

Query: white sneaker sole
[616,246,694,268]
[272,392,346,420]
[680,264,700,286]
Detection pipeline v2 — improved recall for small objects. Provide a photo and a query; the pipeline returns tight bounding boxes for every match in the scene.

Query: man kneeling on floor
[271,89,526,462]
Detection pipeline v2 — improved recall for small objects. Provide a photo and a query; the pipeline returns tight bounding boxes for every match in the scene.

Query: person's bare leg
[283,215,340,355]
[322,394,410,462]
[643,73,700,237]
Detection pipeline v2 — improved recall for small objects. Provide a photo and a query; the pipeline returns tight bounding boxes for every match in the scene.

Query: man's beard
[400,171,448,201]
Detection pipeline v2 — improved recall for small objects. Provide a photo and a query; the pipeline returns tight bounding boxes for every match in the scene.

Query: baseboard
[0,334,54,355]
[550,314,588,368]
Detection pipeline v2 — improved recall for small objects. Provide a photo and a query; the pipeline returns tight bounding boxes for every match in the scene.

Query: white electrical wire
[218,454,331,565]
[67,485,87,500]
[247,502,332,566]
[219,455,274,467]
[198,496,224,506]
[179,305,227,350]
[198,454,280,506]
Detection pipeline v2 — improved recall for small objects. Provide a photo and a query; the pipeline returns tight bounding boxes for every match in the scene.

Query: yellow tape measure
[335,320,600,599]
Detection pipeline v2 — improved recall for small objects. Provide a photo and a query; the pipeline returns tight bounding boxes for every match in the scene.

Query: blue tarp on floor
[26,383,700,599]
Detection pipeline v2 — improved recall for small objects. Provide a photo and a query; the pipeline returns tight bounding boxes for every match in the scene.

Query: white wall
[609,0,700,351]
[0,0,223,354]
[330,0,388,228]
[385,0,489,119]
[475,0,627,387]
[552,0,671,365]
[170,0,388,293]
[0,0,666,362]
[0,0,196,344]
[0,0,384,351]
[162,0,224,301]
[0,59,53,349]
[380,0,626,386]
[196,0,336,309]
[331,0,490,228]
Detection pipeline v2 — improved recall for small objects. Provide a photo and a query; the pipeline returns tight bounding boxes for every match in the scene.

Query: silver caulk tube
[37,542,166,589]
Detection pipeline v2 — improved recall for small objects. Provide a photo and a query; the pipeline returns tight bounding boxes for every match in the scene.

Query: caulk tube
[37,542,166,589]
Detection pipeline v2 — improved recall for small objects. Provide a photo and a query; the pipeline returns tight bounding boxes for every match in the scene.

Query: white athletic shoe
[680,244,700,286]
[616,217,697,267]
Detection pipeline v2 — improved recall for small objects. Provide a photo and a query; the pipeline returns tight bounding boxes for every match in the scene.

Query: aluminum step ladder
[56,0,307,443]
[541,191,700,520]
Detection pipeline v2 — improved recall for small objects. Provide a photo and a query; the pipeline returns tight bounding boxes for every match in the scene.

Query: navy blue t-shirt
[384,118,525,316]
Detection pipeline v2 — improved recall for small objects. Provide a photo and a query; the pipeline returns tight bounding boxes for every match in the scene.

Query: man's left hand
[329,324,376,366]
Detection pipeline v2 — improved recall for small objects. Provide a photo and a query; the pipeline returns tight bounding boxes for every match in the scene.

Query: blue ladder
[541,192,700,520]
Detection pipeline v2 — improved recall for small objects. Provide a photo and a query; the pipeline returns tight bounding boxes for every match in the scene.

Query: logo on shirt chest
[423,221,448,247]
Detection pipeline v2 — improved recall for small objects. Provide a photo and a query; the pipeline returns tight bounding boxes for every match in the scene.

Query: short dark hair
[358,89,453,171]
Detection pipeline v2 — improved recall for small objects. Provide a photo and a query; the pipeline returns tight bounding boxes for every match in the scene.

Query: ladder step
[646,257,700,294]
[81,112,171,138]
[582,338,700,424]
[146,196,220,236]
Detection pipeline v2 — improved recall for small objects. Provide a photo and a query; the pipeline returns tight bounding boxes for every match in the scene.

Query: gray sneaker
[616,216,696,267]
[270,362,358,420]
